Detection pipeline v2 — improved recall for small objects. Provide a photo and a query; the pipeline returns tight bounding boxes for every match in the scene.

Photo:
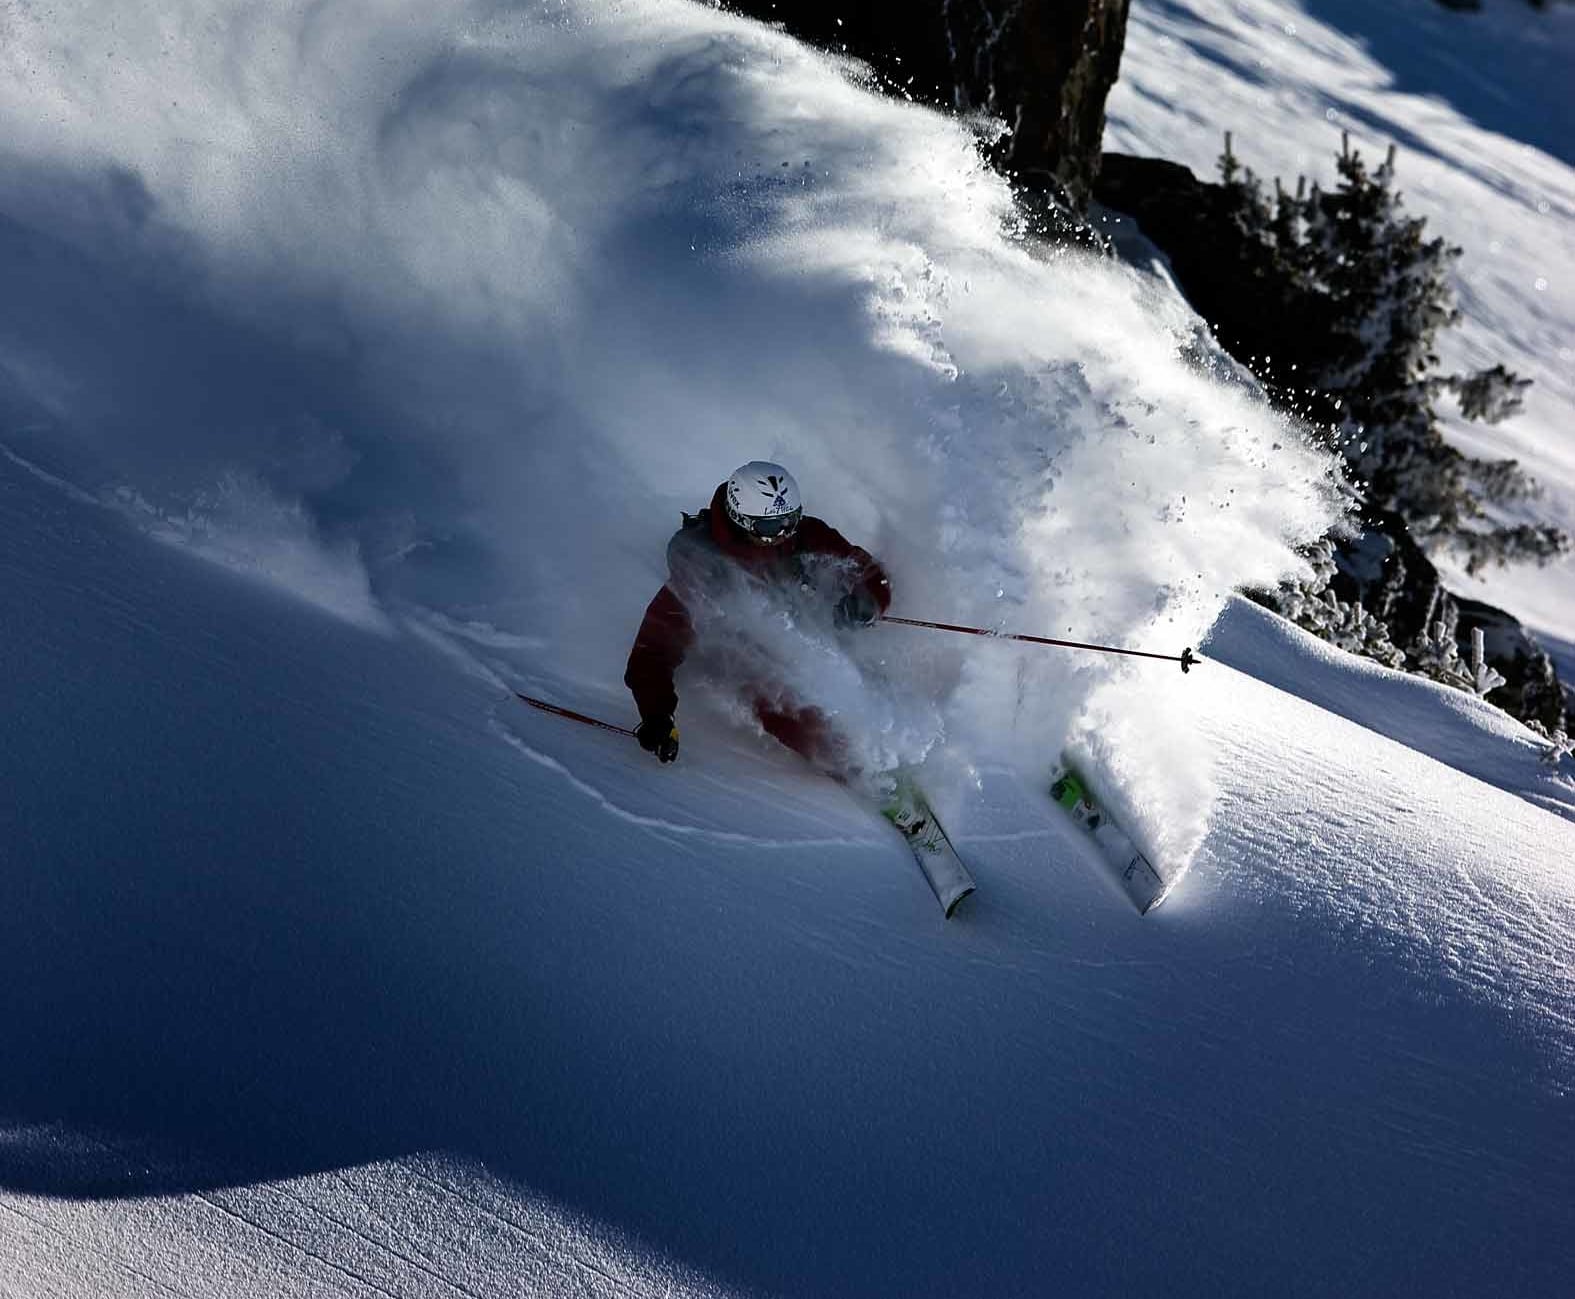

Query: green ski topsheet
[1050,764,1171,915]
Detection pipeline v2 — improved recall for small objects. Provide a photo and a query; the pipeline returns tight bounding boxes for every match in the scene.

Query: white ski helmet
[724,461,803,544]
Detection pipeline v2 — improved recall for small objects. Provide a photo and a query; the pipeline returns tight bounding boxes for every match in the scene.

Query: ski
[1049,762,1171,915]
[880,776,976,919]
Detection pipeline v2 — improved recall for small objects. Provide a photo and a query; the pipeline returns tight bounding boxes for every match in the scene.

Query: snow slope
[1107,0,1575,659]
[5,401,1574,1297]
[1,1,1573,1295]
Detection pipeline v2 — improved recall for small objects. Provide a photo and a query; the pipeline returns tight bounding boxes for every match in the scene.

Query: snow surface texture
[0,1137,730,1299]
[0,1,1572,1295]
[1106,0,1575,665]
[5,419,1575,1297]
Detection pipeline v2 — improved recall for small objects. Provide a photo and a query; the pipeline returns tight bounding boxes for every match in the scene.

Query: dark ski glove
[636,716,680,763]
[835,587,880,629]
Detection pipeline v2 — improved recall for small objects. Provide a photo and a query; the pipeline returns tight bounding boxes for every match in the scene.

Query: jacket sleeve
[798,518,893,614]
[624,583,695,725]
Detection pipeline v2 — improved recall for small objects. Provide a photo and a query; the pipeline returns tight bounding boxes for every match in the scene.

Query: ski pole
[881,615,1199,673]
[513,690,635,736]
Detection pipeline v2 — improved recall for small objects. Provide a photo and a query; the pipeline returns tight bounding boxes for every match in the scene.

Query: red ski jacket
[624,482,892,726]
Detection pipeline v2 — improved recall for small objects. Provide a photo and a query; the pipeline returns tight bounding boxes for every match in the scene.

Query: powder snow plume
[0,0,1344,867]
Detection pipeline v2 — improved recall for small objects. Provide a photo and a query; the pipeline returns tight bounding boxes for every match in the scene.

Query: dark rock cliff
[725,1,1131,208]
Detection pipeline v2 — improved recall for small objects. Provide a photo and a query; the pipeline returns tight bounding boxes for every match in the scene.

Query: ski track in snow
[0,441,104,510]
[488,714,872,853]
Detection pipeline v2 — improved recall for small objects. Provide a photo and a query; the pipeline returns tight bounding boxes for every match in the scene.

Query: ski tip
[1135,872,1180,916]
[943,884,976,920]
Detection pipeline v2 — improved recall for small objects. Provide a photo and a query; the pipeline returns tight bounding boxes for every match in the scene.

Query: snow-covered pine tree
[1412,617,1471,689]
[1325,595,1408,669]
[1450,364,1532,424]
[1260,537,1406,670]
[1540,728,1573,769]
[1310,138,1554,570]
[1215,135,1570,573]
[1462,626,1508,698]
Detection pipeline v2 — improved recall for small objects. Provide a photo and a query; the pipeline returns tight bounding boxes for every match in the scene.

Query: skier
[624,460,892,769]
